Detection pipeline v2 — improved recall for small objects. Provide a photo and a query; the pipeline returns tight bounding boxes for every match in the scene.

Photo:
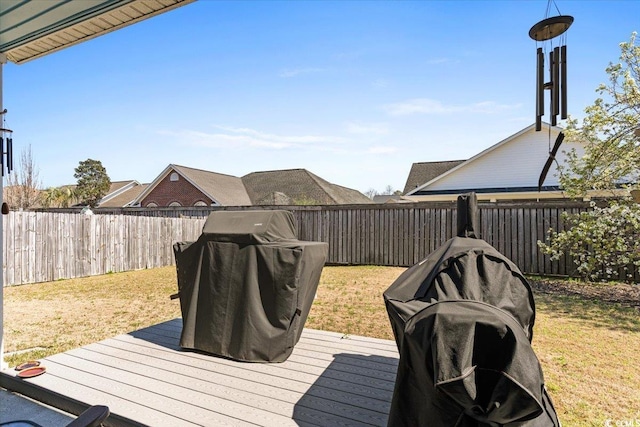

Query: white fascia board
[406,123,562,196]
[99,180,141,203]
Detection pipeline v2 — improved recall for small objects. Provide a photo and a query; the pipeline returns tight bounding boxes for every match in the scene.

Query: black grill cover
[383,237,559,426]
[174,210,328,362]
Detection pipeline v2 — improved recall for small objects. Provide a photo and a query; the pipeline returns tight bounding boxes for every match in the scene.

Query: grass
[3,265,640,426]
[532,293,640,425]
[3,268,181,367]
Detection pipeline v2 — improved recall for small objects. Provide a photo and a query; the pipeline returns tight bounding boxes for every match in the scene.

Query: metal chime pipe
[0,52,6,369]
[536,47,544,131]
[553,46,560,124]
[561,45,567,119]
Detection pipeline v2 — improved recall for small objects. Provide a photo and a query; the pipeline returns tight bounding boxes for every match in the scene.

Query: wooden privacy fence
[13,201,592,286]
[290,203,588,277]
[84,202,590,276]
[2,212,205,286]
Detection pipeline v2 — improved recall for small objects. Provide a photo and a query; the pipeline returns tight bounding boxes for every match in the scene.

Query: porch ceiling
[0,0,194,64]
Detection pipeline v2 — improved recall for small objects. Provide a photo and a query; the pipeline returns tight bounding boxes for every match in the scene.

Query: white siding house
[405,123,585,202]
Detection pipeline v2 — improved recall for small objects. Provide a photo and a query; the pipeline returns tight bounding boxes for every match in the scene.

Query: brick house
[134,165,252,207]
[133,165,372,207]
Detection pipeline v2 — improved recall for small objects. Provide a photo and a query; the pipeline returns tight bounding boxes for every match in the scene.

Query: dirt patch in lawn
[529,277,640,312]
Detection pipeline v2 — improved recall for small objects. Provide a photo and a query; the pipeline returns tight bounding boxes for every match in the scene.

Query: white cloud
[157,130,250,148]
[383,98,521,116]
[345,122,389,135]
[159,126,348,151]
[470,101,521,114]
[384,98,451,115]
[278,67,324,78]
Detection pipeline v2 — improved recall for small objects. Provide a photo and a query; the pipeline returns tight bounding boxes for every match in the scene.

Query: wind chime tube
[549,50,556,125]
[7,137,12,172]
[536,47,544,131]
[561,45,567,119]
[553,46,560,125]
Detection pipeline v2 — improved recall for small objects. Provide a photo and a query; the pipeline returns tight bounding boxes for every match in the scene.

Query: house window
[170,172,179,182]
[146,202,158,207]
[194,201,207,207]
[169,201,182,207]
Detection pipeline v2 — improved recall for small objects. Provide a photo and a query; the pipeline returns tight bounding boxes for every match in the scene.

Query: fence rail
[7,202,594,286]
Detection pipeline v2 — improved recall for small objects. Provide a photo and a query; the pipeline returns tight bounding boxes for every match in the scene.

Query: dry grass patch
[3,266,180,367]
[305,265,404,340]
[533,293,640,426]
[3,265,639,425]
[307,268,640,426]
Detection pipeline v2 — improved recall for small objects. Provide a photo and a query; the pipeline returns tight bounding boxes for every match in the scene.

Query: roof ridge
[109,179,137,184]
[304,169,340,203]
[411,159,466,166]
[172,164,240,179]
[242,168,305,177]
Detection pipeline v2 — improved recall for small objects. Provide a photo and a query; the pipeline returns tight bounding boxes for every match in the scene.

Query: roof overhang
[404,188,627,203]
[405,122,564,197]
[0,0,195,65]
[405,191,571,203]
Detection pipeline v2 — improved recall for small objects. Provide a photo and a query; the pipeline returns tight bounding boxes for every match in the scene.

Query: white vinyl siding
[424,127,583,191]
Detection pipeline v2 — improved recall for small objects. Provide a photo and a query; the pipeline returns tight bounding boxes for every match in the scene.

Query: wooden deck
[0,320,399,426]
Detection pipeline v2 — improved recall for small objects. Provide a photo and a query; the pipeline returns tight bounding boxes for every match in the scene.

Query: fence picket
[4,201,602,286]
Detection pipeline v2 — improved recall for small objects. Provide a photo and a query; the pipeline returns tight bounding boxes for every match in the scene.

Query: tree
[74,159,111,207]
[364,188,378,199]
[560,32,640,196]
[40,186,78,208]
[3,144,41,210]
[539,32,640,281]
[541,202,640,281]
[365,185,403,200]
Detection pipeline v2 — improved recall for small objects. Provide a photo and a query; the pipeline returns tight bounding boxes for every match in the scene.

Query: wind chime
[0,108,13,177]
[529,3,573,131]
[529,2,573,189]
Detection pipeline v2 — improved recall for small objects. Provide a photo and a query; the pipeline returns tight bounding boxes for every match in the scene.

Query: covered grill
[174,210,328,362]
[383,194,559,426]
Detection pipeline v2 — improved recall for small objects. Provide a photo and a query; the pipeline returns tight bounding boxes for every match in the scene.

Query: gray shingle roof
[99,183,149,208]
[107,180,133,194]
[372,195,404,204]
[242,169,372,205]
[326,183,374,205]
[172,165,252,206]
[403,160,465,195]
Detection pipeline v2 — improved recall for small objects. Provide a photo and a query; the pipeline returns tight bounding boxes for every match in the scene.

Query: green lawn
[4,265,639,426]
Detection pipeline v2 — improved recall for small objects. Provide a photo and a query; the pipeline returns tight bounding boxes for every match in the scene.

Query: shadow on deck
[1,320,398,426]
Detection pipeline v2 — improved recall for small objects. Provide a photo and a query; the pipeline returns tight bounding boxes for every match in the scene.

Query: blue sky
[3,0,640,194]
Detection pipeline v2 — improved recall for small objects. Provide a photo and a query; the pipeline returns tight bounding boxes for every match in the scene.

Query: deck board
[1,320,399,426]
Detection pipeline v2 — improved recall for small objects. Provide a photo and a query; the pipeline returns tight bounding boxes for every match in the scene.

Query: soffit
[0,0,194,64]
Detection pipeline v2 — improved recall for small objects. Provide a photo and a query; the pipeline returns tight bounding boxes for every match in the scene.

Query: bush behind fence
[5,201,598,286]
